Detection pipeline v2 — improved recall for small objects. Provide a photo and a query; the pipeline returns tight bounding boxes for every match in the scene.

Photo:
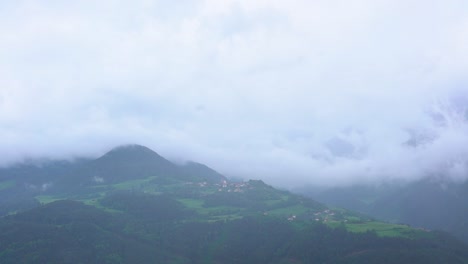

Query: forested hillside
[1,145,467,263]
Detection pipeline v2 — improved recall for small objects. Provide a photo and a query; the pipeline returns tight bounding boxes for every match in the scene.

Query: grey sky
[1,0,468,187]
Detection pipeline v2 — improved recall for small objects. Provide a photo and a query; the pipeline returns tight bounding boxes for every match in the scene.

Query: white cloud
[0,0,467,187]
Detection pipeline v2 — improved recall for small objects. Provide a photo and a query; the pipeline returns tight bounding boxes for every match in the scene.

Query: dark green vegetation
[1,145,468,263]
[303,180,468,244]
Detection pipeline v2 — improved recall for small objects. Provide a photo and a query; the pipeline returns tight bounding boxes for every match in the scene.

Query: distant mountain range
[1,144,467,263]
[301,179,468,243]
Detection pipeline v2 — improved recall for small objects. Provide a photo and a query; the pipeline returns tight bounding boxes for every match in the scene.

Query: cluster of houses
[216,180,248,193]
[285,209,338,223]
[189,180,249,193]
[313,209,336,223]
[187,179,345,225]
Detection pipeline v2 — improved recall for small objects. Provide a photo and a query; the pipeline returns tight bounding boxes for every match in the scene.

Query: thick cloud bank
[1,0,468,187]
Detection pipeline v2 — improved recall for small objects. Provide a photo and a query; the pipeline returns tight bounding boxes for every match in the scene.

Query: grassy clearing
[264,199,281,206]
[264,195,289,206]
[208,214,243,221]
[326,220,419,238]
[178,198,244,221]
[345,216,362,223]
[110,176,202,195]
[266,205,308,217]
[335,221,417,238]
[178,198,204,209]
[113,177,157,191]
[0,180,15,191]
[35,193,120,213]
[198,205,241,218]
[81,199,122,213]
[36,195,63,204]
[177,199,239,214]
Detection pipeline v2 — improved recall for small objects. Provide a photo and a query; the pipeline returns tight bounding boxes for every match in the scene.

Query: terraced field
[32,175,430,239]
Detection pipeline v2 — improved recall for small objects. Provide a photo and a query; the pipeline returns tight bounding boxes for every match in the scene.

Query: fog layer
[1,1,468,187]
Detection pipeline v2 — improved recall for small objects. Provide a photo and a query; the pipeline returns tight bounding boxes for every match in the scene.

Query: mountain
[78,144,227,185]
[180,161,227,183]
[301,179,468,243]
[83,144,181,183]
[1,144,468,263]
[0,144,227,213]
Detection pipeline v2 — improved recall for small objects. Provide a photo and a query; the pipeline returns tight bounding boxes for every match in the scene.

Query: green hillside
[1,145,467,263]
[303,180,468,243]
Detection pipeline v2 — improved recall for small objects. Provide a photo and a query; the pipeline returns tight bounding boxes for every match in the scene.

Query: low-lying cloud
[1,0,468,188]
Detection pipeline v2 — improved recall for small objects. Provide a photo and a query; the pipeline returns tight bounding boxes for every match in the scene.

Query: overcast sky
[1,0,468,187]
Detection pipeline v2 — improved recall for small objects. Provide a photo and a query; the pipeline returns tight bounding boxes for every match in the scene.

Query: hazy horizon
[1,0,468,188]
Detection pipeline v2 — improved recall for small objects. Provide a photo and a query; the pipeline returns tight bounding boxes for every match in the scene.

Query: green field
[29,173,431,240]
[328,220,424,238]
[178,198,243,221]
[36,195,63,204]
[81,198,122,213]
[113,176,158,191]
[266,204,309,217]
[178,198,205,209]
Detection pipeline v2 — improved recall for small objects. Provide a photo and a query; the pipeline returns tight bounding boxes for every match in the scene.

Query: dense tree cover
[1,199,467,264]
[1,144,468,263]
[100,191,195,221]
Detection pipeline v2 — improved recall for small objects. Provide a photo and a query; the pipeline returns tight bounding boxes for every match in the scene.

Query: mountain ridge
[302,178,468,243]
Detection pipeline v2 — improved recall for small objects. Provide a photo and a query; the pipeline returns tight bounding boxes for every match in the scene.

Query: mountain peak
[97,144,168,163]
[105,144,158,156]
[87,144,177,182]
